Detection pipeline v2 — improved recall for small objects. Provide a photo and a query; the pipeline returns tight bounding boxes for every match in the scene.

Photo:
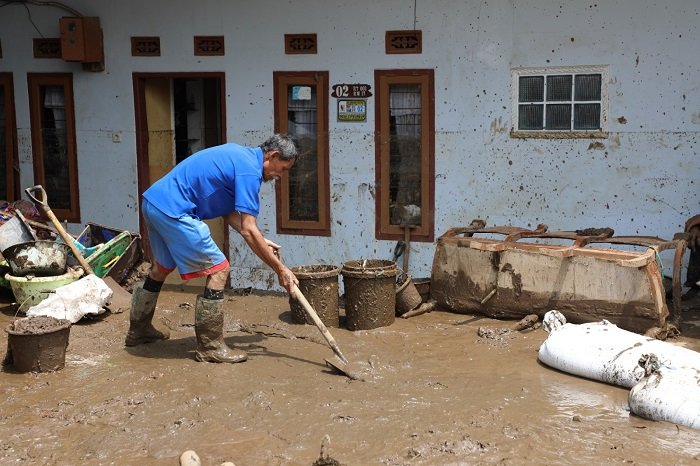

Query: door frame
[132,72,228,260]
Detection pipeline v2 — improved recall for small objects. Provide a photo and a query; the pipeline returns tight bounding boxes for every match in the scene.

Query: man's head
[260,134,299,182]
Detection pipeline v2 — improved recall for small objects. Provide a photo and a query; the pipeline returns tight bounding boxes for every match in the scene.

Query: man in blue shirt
[125,134,300,364]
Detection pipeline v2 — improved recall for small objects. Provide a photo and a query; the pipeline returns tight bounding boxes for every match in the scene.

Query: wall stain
[587,142,606,151]
[490,116,508,135]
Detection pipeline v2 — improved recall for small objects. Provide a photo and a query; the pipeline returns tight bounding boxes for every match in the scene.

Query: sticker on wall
[338,99,367,122]
[292,86,312,100]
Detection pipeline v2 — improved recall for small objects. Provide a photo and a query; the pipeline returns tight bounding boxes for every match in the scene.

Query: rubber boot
[194,295,247,363]
[125,286,170,346]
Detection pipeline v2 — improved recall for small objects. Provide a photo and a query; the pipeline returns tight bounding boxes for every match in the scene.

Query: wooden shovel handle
[25,185,94,275]
[291,285,348,364]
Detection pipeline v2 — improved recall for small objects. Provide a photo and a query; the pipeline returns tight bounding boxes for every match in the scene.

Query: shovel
[290,284,358,378]
[25,185,95,276]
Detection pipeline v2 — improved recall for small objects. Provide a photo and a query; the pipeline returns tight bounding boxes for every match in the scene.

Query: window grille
[511,65,608,138]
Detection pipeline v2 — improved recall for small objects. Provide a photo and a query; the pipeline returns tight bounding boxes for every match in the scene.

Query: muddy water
[1,286,700,465]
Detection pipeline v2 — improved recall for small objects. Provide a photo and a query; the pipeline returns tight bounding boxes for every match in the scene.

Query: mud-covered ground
[1,285,700,466]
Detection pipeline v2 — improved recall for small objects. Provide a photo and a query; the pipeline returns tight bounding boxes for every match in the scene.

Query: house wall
[1,0,698,289]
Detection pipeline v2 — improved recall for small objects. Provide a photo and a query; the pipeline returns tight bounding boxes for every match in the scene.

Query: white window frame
[510,65,609,139]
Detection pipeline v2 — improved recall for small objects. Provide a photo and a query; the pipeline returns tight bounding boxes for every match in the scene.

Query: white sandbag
[538,311,700,388]
[629,366,700,429]
[26,274,113,323]
[539,311,700,429]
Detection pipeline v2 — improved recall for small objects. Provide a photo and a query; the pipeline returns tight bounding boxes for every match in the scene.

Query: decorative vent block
[33,38,61,58]
[385,30,422,54]
[194,36,225,56]
[284,34,317,54]
[131,36,161,57]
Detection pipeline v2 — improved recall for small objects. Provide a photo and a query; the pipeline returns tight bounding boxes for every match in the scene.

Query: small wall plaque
[331,83,372,98]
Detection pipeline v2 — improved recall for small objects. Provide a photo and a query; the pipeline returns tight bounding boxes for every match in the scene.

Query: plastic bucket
[289,264,340,327]
[5,316,71,372]
[395,274,422,315]
[341,259,397,330]
[6,267,84,313]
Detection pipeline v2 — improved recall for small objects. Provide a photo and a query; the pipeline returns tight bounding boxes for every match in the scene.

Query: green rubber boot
[125,286,170,346]
[194,295,247,364]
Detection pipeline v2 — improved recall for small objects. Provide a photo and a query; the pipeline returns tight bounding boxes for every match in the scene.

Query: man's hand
[265,239,281,257]
[278,265,298,294]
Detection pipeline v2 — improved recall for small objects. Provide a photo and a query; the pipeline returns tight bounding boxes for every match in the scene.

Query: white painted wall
[1,0,698,290]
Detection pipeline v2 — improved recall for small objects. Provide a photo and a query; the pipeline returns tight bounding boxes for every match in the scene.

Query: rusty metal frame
[438,220,687,325]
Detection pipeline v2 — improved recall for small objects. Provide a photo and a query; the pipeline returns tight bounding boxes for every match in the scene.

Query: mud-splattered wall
[1,0,697,290]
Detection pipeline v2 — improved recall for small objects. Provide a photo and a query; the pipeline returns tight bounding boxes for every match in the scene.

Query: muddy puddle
[1,285,700,465]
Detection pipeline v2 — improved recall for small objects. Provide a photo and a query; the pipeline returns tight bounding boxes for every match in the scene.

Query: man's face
[262,151,295,182]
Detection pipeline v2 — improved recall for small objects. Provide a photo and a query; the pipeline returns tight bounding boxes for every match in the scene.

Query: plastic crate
[76,223,143,282]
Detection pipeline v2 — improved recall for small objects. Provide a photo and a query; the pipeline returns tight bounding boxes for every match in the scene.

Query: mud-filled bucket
[289,264,340,327]
[395,274,422,316]
[2,240,71,276]
[4,316,71,372]
[341,259,397,330]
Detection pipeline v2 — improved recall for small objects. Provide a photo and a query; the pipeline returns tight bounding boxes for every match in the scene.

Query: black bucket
[341,259,397,330]
[289,264,340,327]
[4,316,71,372]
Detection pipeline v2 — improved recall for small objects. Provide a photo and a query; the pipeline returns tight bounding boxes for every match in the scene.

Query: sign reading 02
[331,83,372,98]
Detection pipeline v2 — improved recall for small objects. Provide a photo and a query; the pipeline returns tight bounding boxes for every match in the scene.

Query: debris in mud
[476,326,514,347]
[644,324,680,340]
[311,435,345,466]
[402,434,490,462]
[477,326,511,339]
[512,314,539,331]
[400,299,436,319]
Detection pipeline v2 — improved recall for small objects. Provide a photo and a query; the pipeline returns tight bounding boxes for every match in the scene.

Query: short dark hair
[260,134,298,163]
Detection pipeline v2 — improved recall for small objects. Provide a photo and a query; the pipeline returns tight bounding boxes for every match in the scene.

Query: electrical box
[60,16,103,63]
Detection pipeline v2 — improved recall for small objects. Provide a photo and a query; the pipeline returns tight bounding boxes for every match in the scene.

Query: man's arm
[224,211,298,292]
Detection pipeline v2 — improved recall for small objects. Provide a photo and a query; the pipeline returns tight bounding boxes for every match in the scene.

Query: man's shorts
[142,198,228,280]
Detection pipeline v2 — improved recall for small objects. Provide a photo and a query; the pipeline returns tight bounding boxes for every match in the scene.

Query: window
[28,74,80,222]
[511,65,608,138]
[0,73,19,201]
[375,69,435,242]
[273,71,330,236]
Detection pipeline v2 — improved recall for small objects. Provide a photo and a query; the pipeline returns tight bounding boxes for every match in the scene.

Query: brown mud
[5,315,71,335]
[1,285,700,465]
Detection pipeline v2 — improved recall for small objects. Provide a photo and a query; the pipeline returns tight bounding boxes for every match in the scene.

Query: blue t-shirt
[143,143,263,220]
